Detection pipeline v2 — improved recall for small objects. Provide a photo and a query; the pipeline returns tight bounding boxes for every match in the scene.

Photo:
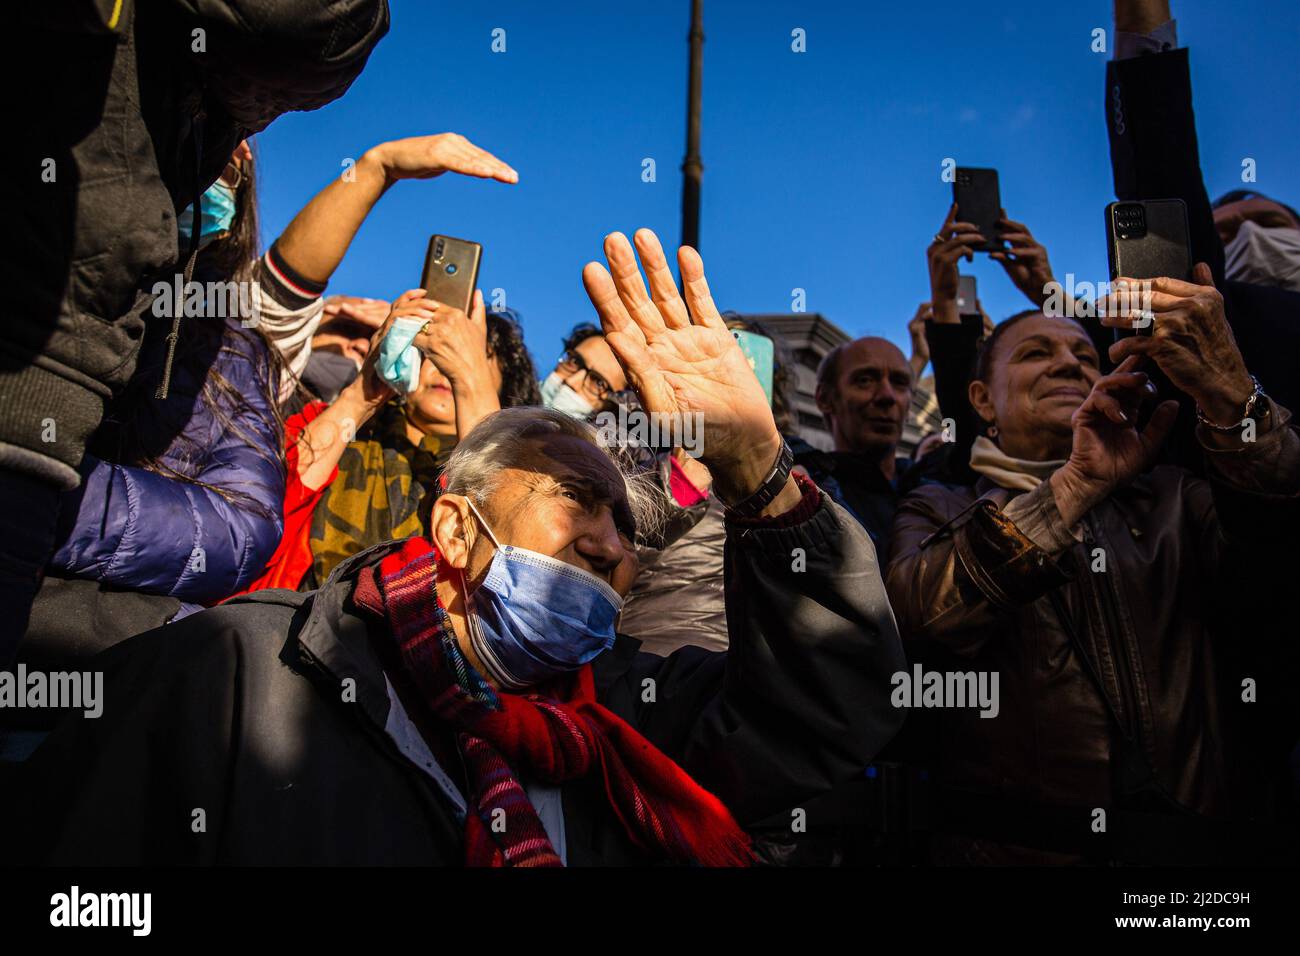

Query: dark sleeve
[1105,48,1225,285]
[614,486,907,825]
[12,618,242,864]
[172,0,391,133]
[1192,400,1300,553]
[924,316,983,480]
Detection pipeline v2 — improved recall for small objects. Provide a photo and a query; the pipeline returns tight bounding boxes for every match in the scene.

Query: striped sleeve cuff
[259,242,328,309]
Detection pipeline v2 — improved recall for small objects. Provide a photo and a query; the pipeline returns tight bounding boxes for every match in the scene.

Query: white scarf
[967,435,1064,492]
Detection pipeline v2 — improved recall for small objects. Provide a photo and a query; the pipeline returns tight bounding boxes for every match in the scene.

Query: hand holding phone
[1104,199,1192,342]
[420,234,482,315]
[953,167,1006,253]
[928,206,984,322]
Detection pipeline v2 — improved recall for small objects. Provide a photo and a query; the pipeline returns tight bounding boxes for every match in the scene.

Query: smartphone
[956,274,979,318]
[420,234,482,315]
[732,329,775,405]
[953,167,1005,252]
[1104,199,1192,341]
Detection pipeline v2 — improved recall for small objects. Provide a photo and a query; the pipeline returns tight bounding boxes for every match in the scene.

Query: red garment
[227,400,335,596]
[667,453,709,507]
[358,537,754,867]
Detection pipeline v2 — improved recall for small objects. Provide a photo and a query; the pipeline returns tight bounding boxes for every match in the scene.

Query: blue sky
[255,0,1300,366]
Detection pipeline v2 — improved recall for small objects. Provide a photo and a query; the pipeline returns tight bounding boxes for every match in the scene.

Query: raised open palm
[582,229,780,501]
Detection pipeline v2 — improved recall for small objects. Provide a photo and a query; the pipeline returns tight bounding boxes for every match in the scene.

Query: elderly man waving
[13,230,905,867]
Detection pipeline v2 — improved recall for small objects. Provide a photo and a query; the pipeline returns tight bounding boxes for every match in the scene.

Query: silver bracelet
[1195,375,1265,431]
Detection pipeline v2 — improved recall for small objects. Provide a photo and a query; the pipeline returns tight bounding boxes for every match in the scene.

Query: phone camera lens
[445,263,458,275]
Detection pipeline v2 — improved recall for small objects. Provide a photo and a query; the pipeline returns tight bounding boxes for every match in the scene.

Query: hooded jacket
[4,0,388,487]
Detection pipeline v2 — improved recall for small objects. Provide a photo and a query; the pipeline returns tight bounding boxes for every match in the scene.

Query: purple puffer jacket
[49,318,285,605]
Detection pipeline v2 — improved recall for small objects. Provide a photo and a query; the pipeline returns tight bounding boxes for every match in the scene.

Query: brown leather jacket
[884,401,1299,860]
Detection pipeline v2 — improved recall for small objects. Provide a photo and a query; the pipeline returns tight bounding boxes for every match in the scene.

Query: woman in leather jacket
[885,268,1299,864]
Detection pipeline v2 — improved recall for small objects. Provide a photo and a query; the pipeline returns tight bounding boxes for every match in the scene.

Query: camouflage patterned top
[309,402,454,587]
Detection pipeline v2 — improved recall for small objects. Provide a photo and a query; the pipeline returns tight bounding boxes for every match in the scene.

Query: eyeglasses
[556,349,613,402]
[219,161,245,191]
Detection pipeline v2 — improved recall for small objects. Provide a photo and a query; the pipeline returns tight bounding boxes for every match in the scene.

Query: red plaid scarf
[362,536,753,867]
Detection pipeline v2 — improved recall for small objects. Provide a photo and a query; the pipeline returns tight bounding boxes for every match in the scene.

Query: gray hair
[442,406,664,540]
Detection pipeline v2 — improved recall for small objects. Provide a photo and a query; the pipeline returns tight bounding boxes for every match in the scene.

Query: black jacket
[791,439,911,562]
[4,0,389,486]
[12,494,906,865]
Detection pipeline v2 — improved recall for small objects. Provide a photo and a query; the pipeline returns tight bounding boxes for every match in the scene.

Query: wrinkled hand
[582,229,790,507]
[365,133,518,187]
[990,210,1055,307]
[1050,356,1179,525]
[1101,263,1254,426]
[928,204,983,322]
[349,290,428,408]
[321,295,391,332]
[409,289,493,392]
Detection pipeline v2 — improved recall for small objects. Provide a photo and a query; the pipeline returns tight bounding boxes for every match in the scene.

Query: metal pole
[682,0,704,251]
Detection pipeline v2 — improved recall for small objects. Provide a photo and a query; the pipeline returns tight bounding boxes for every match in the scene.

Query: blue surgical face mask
[178,180,238,250]
[460,498,622,689]
[540,371,596,420]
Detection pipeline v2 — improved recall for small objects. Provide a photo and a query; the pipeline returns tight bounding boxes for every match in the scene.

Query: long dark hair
[110,142,286,517]
[203,146,261,287]
[488,308,542,408]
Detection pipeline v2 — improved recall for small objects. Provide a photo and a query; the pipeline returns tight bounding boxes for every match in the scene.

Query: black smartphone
[1104,199,1192,341]
[956,274,979,318]
[420,234,482,315]
[953,167,1005,252]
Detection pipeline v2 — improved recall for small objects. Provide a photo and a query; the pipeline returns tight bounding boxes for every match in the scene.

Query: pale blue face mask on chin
[540,371,597,420]
[459,497,622,690]
[177,180,238,251]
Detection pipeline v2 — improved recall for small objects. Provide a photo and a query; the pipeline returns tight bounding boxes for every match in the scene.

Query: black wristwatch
[724,438,795,519]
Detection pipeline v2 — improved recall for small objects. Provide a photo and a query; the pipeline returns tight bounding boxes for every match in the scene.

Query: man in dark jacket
[12,229,906,866]
[1,0,389,658]
[799,336,914,560]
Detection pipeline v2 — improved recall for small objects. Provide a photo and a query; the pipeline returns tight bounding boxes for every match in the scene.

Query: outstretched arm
[581,229,905,821]
[272,133,517,286]
[1106,2,1224,281]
